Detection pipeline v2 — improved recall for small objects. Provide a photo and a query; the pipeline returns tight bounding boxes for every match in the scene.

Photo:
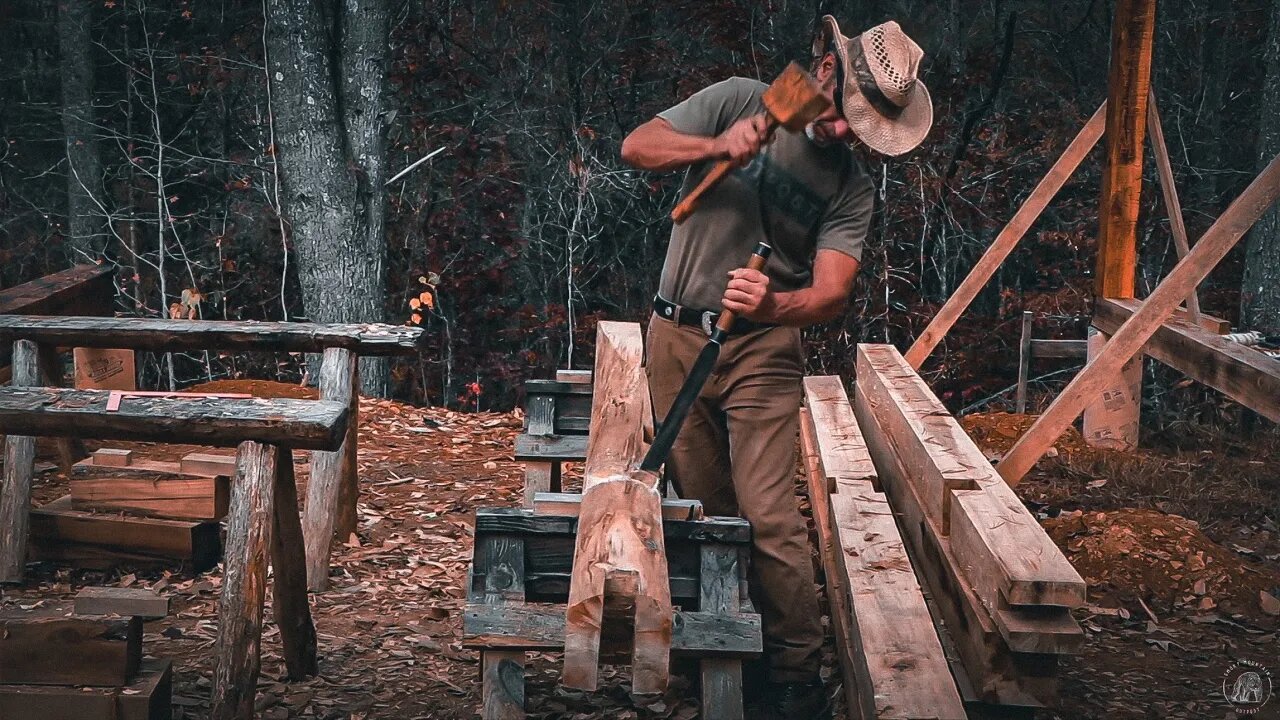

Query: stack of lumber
[28,447,236,571]
[848,344,1086,713]
[0,593,171,719]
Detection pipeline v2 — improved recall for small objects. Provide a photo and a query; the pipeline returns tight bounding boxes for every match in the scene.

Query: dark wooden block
[30,496,222,571]
[70,473,230,521]
[0,658,172,719]
[0,606,142,686]
[474,507,750,544]
[74,586,170,619]
[514,433,588,461]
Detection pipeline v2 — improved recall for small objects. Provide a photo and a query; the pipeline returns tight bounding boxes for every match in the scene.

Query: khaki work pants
[645,313,822,682]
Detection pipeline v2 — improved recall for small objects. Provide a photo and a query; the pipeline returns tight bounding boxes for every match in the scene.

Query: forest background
[1,0,1277,437]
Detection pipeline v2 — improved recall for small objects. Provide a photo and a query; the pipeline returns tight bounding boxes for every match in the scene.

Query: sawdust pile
[1044,508,1280,624]
[187,378,319,400]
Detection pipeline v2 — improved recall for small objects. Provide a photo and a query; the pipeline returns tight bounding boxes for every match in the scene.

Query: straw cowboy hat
[813,16,933,156]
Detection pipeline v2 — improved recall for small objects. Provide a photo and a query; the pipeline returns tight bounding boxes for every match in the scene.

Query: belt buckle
[700,310,716,337]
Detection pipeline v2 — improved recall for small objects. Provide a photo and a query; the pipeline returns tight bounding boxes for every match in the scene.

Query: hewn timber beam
[562,321,671,695]
[0,315,425,355]
[802,377,967,720]
[1095,0,1157,299]
[0,265,114,316]
[1095,298,1280,422]
[904,102,1105,369]
[1000,154,1280,484]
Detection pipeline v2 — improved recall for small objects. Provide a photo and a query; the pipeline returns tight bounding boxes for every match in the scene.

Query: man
[620,16,932,718]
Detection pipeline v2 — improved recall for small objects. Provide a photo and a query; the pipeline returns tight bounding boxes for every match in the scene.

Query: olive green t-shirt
[656,77,874,313]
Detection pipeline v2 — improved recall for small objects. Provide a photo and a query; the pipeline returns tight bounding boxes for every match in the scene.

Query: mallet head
[761,62,833,131]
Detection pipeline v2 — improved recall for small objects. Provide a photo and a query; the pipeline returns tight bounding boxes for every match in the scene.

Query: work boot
[746,680,832,720]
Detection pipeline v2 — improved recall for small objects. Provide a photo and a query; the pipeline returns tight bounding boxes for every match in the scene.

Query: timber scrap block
[0,659,172,720]
[75,586,171,619]
[30,495,222,571]
[0,604,142,686]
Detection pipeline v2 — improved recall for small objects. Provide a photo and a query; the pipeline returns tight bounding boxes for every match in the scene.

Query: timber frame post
[0,340,39,582]
[1083,0,1157,450]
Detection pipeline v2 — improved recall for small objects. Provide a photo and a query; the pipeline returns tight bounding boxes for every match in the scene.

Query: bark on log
[0,340,39,582]
[211,441,277,720]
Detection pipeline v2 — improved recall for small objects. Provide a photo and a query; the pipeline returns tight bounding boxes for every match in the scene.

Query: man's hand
[722,267,776,322]
[713,114,771,166]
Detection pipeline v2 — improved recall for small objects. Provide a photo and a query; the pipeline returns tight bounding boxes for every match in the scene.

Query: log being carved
[561,322,672,694]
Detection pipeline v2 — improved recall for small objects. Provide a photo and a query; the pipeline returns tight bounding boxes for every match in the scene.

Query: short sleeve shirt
[655,77,874,311]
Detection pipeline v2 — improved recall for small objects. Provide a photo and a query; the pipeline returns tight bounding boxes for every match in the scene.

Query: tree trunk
[1241,0,1280,334]
[58,0,107,262]
[264,0,390,397]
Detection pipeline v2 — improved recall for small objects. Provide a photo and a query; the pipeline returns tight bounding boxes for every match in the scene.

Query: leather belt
[653,295,777,337]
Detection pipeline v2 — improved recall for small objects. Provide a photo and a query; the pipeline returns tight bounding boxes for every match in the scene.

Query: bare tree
[264,0,391,396]
[1241,0,1280,334]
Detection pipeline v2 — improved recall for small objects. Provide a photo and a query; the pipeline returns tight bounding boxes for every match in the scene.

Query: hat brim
[817,15,933,157]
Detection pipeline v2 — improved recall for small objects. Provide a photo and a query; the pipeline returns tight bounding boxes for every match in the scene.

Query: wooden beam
[853,383,1059,708]
[30,496,222,571]
[0,606,141,686]
[857,346,1085,607]
[1000,154,1280,483]
[270,446,318,680]
[1095,0,1157,299]
[904,102,1106,369]
[563,321,672,694]
[70,473,230,521]
[1095,297,1280,422]
[802,377,966,719]
[0,387,348,450]
[1146,93,1201,320]
[698,544,744,719]
[0,658,170,720]
[479,535,527,719]
[0,340,39,582]
[0,265,114,316]
[1029,339,1088,359]
[304,347,358,591]
[0,315,426,355]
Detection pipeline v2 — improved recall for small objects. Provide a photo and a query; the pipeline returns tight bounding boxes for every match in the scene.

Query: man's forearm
[621,118,721,172]
[765,287,848,327]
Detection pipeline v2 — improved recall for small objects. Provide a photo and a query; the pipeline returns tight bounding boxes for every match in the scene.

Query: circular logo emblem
[1223,659,1273,714]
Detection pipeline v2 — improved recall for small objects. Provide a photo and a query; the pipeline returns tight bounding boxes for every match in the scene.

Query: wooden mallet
[670,62,832,224]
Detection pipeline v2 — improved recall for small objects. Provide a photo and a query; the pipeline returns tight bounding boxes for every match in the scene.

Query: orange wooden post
[1086,0,1156,450]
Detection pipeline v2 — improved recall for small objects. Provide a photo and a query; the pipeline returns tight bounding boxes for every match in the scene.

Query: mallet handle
[714,243,772,335]
[670,117,778,224]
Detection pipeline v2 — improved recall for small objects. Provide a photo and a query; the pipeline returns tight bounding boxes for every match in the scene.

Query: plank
[474,507,751,545]
[0,315,426,355]
[563,321,672,694]
[853,388,1058,708]
[699,544,744,719]
[803,376,877,491]
[532,491,703,521]
[304,347,358,591]
[0,606,141,686]
[211,441,277,720]
[0,658,171,720]
[74,586,171,618]
[480,535,526,719]
[0,386,348,450]
[30,496,222,571]
[0,339,38,582]
[464,603,761,656]
[514,433,588,461]
[803,378,966,719]
[858,345,1085,608]
[1028,339,1087,359]
[0,265,114,316]
[904,102,1106,369]
[1095,0,1156,299]
[70,473,230,520]
[1094,297,1280,422]
[999,153,1280,483]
